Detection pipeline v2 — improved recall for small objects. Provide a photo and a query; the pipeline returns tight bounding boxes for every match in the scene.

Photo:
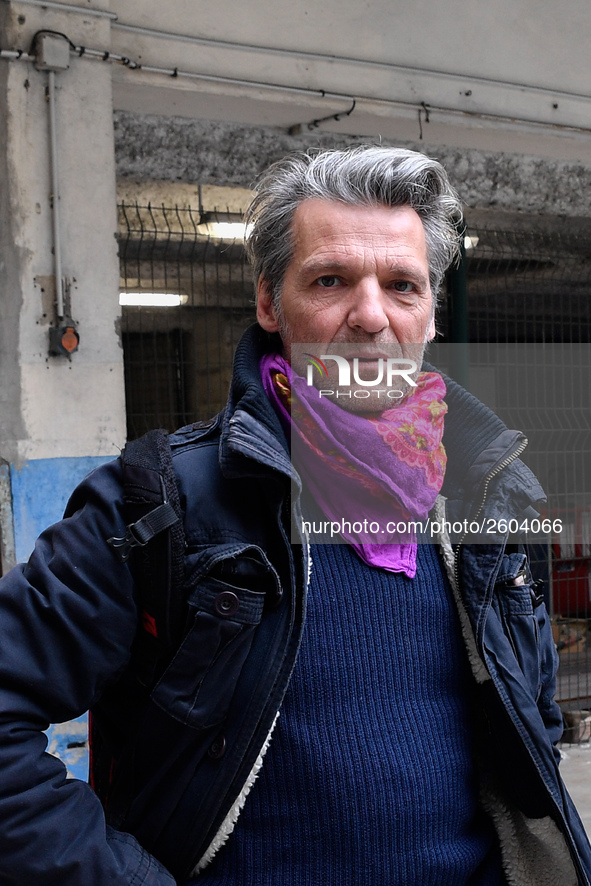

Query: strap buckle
[107,523,148,562]
[107,501,179,563]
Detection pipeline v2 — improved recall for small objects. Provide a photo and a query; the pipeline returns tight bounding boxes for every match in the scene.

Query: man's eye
[393,281,414,293]
[317,275,340,288]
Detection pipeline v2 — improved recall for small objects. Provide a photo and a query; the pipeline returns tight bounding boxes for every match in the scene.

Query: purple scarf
[261,353,447,578]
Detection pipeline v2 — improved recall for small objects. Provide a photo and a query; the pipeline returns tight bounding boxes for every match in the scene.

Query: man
[0,146,590,885]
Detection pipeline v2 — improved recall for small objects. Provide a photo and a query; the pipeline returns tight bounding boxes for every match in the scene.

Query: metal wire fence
[118,202,255,438]
[118,203,591,737]
[441,226,591,343]
[441,224,591,738]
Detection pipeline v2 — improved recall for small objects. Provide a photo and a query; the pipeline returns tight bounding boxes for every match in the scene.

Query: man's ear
[426,312,436,342]
[256,279,280,333]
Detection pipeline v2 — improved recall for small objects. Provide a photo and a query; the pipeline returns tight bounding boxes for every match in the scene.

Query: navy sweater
[193,541,503,885]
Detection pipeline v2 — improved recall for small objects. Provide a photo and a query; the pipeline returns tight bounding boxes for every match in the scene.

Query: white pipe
[6,0,117,19]
[47,70,64,319]
[67,44,352,101]
[2,38,591,138]
[0,49,35,61]
[113,21,591,105]
[139,62,352,102]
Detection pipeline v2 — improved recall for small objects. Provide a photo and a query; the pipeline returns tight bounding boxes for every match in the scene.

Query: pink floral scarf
[261,353,447,578]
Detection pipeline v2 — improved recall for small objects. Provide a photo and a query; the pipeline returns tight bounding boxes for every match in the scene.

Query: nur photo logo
[302,351,418,401]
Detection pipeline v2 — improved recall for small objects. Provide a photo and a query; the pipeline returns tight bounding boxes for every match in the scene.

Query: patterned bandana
[261,352,447,578]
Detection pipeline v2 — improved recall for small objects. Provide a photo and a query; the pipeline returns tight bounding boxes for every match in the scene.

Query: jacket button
[214,591,240,617]
[208,734,227,759]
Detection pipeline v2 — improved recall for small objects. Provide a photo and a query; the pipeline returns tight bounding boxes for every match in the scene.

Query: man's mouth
[345,350,403,362]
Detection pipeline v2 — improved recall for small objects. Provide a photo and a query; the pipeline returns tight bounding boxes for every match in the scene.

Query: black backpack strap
[107,428,187,680]
[92,430,188,820]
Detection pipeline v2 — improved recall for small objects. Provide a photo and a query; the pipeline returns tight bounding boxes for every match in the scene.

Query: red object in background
[552,558,591,618]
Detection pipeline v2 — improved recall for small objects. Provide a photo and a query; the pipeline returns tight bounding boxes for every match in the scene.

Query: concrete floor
[561,743,591,834]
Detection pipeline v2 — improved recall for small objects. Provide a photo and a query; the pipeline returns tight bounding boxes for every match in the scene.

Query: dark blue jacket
[0,324,590,885]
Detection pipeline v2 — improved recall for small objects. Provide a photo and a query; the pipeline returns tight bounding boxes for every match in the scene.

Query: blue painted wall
[10,455,113,563]
[45,715,90,782]
[9,455,115,779]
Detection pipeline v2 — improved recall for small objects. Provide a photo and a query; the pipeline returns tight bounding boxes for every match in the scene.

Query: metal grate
[443,226,591,343]
[443,224,591,738]
[118,202,255,439]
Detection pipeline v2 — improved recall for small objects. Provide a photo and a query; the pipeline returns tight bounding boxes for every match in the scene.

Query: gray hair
[245,145,463,306]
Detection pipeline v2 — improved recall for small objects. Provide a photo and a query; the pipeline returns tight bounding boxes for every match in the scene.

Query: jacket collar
[219,324,292,480]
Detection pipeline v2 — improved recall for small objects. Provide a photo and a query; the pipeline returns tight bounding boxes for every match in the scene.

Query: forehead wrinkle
[299,254,361,275]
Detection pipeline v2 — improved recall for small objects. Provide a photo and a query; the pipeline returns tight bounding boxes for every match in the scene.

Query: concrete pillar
[0,1,125,570]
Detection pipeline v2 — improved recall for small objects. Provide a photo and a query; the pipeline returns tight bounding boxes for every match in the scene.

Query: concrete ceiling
[105,0,591,160]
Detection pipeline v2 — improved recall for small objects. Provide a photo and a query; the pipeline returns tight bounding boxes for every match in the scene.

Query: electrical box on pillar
[49,323,79,359]
[33,33,70,72]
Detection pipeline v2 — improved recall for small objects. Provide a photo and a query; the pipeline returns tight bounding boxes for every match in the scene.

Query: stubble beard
[275,308,431,416]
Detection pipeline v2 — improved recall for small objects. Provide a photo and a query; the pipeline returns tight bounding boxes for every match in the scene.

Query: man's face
[256,198,435,413]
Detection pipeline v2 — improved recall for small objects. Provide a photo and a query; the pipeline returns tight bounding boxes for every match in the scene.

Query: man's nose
[346,280,389,334]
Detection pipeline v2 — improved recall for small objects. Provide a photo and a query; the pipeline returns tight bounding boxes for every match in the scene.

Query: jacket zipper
[452,435,528,591]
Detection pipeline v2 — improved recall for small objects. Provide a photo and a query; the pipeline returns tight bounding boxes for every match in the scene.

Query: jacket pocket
[495,556,542,701]
[150,573,266,729]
